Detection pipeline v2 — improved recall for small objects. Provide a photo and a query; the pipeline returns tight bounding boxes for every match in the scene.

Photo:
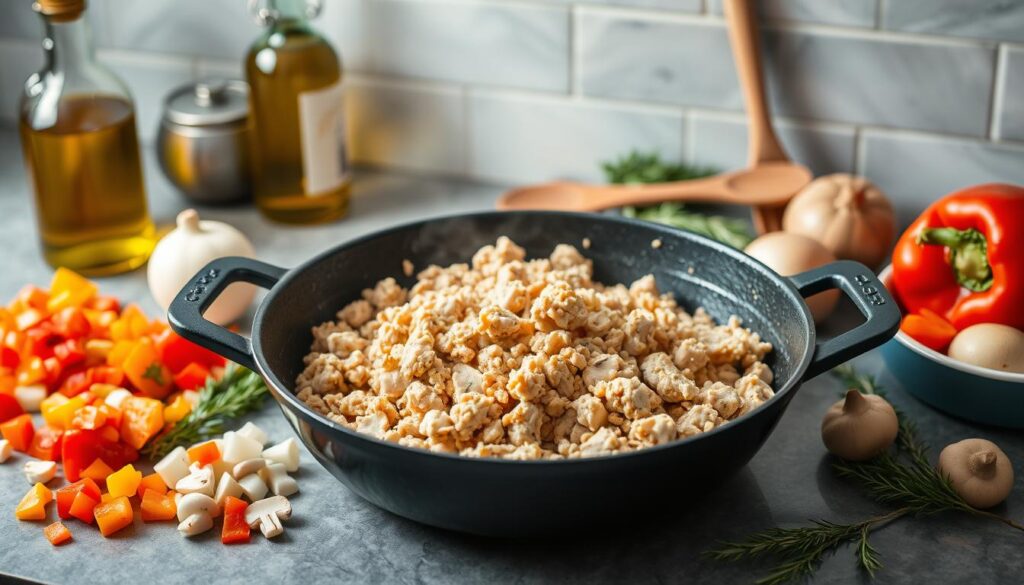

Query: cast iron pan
[168,211,900,536]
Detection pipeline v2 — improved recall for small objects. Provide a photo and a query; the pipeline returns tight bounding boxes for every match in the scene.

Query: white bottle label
[297,79,349,197]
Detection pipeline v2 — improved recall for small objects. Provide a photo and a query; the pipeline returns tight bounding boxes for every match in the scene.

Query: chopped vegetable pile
[0,269,294,545]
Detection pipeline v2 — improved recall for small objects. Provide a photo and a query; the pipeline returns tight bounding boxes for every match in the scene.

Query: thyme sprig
[706,364,1023,584]
[601,151,754,249]
[144,364,269,459]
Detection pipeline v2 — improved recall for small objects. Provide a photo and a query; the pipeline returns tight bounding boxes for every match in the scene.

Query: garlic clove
[938,438,1014,509]
[821,390,898,461]
[24,460,57,484]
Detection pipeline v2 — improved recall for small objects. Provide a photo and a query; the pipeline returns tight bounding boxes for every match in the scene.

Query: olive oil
[246,0,350,225]
[20,96,154,275]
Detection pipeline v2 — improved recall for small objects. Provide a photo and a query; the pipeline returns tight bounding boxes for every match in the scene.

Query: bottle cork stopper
[34,0,86,19]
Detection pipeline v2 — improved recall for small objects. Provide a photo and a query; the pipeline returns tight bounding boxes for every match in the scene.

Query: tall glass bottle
[20,0,154,276]
[246,0,351,225]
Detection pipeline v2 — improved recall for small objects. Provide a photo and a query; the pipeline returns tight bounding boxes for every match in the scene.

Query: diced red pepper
[0,346,19,369]
[27,426,63,461]
[89,365,125,388]
[87,296,120,313]
[52,307,91,339]
[173,362,211,392]
[59,369,93,397]
[25,325,62,360]
[0,393,24,423]
[53,338,86,369]
[61,429,138,483]
[157,330,226,374]
[44,521,73,545]
[56,478,101,519]
[221,496,250,544]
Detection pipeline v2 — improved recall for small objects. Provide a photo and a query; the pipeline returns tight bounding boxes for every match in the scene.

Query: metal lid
[163,79,249,127]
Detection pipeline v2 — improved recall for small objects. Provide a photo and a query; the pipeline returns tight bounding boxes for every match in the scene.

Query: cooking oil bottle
[246,0,351,224]
[20,0,154,276]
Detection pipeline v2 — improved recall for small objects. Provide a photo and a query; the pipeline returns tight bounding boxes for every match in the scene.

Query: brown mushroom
[821,390,898,461]
[938,438,1015,509]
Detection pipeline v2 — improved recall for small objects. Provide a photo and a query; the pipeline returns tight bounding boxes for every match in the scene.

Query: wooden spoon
[497,0,808,234]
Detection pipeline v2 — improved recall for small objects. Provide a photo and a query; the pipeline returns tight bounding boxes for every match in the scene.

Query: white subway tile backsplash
[347,79,466,175]
[688,112,856,176]
[467,93,683,184]
[99,51,197,144]
[571,0,702,11]
[368,0,569,93]
[103,0,259,60]
[708,0,877,28]
[581,13,997,136]
[0,41,43,122]
[861,130,1024,223]
[882,0,1024,43]
[994,45,1024,142]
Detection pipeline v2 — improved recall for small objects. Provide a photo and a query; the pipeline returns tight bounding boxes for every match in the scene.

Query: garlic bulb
[938,438,1014,509]
[821,390,898,461]
[782,174,895,268]
[147,209,256,325]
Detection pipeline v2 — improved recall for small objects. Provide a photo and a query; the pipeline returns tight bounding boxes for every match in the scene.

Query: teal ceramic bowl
[879,266,1024,428]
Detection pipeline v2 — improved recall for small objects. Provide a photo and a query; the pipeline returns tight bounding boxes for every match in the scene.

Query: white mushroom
[259,462,299,497]
[176,492,221,522]
[14,384,47,412]
[232,458,266,480]
[24,460,57,484]
[221,431,264,465]
[214,472,244,508]
[238,473,268,501]
[175,464,215,497]
[244,495,292,539]
[236,422,268,446]
[178,512,214,537]
[262,438,300,472]
[0,439,12,463]
[154,446,191,488]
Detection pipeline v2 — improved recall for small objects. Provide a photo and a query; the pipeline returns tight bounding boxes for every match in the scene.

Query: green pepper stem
[917,227,993,292]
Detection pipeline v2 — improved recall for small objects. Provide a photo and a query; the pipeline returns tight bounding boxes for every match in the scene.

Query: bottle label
[297,78,349,197]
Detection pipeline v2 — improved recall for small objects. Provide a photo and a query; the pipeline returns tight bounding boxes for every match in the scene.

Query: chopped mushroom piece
[244,495,292,539]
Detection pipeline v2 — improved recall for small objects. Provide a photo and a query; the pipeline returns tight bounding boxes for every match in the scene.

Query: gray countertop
[0,130,1020,585]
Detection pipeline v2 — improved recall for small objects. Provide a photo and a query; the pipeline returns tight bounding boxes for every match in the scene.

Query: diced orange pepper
[98,425,120,443]
[43,395,86,430]
[187,441,221,467]
[15,308,47,332]
[70,405,107,430]
[98,404,122,430]
[163,394,192,425]
[0,375,15,395]
[80,458,114,483]
[18,285,50,311]
[84,339,113,366]
[136,473,167,499]
[27,426,63,461]
[16,356,46,386]
[48,268,97,313]
[44,521,73,545]
[68,490,99,524]
[15,483,52,521]
[56,478,101,519]
[122,340,172,400]
[93,495,133,537]
[120,396,163,449]
[106,463,143,499]
[140,489,177,522]
[88,383,119,399]
[1,413,35,452]
[221,496,250,544]
[106,340,136,369]
[100,493,117,504]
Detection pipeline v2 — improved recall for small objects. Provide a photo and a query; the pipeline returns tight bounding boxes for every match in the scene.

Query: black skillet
[168,211,900,536]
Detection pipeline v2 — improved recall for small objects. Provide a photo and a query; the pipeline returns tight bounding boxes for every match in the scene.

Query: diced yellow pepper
[47,268,97,313]
[43,395,87,430]
[163,394,192,425]
[106,464,143,499]
[15,483,52,521]
[84,339,114,365]
[88,383,120,399]
[107,340,136,368]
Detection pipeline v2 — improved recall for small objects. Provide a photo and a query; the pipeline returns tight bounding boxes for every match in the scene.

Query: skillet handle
[790,260,901,380]
[167,256,287,370]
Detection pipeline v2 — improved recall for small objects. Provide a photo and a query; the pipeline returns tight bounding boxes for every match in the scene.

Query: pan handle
[167,256,287,371]
[790,260,901,380]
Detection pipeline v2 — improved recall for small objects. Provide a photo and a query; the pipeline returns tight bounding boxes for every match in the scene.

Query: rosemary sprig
[144,364,269,459]
[601,150,754,249]
[706,364,1023,584]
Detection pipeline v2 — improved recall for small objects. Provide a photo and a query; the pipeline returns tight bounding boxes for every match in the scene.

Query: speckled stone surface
[0,130,1020,585]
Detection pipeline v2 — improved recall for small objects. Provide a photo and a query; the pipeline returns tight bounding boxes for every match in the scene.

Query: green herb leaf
[142,363,165,385]
[601,150,753,249]
[144,364,269,459]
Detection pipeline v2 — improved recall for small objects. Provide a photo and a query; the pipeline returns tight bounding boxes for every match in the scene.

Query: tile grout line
[874,0,885,30]
[569,4,581,100]
[988,43,1008,141]
[852,125,866,176]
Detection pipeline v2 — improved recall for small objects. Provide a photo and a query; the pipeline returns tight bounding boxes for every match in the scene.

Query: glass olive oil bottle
[246,0,351,224]
[20,0,154,275]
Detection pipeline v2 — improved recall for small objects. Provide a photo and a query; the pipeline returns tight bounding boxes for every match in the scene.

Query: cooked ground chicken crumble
[296,237,774,460]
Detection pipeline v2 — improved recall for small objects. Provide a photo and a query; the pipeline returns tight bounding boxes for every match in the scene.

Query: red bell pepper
[157,330,226,374]
[59,368,93,397]
[0,393,24,423]
[173,362,211,391]
[27,426,63,461]
[61,429,138,482]
[221,496,250,544]
[892,184,1024,331]
[0,346,19,369]
[53,338,86,369]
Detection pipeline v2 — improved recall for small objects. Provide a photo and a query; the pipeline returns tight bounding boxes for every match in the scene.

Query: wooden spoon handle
[724,0,786,166]
[585,174,733,209]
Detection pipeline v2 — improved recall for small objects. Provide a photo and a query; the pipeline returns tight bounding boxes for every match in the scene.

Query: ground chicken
[297,238,774,460]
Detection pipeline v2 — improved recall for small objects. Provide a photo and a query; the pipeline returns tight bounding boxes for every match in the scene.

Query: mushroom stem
[841,389,869,414]
[176,209,202,233]
[968,450,998,478]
